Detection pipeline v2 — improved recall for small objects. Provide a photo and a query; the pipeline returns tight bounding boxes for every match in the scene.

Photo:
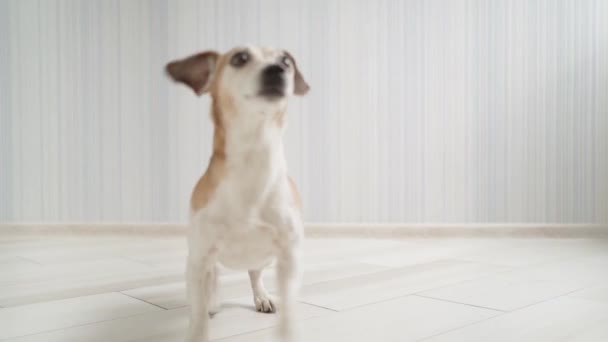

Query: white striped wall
[0,0,607,224]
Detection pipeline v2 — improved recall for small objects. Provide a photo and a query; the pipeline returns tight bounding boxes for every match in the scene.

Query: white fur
[185,46,303,342]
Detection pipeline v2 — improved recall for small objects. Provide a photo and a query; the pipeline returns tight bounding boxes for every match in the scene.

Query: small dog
[166,45,309,342]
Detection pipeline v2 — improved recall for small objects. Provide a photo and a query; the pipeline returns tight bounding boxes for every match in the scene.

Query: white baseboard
[0,222,606,238]
[305,223,608,238]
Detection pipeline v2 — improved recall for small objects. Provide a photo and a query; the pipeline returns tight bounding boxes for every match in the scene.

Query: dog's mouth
[258,86,285,100]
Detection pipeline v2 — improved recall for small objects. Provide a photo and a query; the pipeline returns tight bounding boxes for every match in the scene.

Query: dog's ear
[165,51,220,96]
[285,51,310,96]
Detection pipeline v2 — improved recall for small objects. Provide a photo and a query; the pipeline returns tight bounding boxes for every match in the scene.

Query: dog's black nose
[260,64,286,98]
[263,64,285,77]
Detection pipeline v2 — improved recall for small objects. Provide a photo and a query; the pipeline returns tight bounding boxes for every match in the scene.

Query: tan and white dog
[166,45,309,342]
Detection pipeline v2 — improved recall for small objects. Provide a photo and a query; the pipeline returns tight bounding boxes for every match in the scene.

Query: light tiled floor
[0,234,607,341]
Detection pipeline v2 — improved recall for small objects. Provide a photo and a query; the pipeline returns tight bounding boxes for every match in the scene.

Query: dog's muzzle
[259,64,286,99]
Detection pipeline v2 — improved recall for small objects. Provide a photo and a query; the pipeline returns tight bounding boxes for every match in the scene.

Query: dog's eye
[280,55,291,68]
[230,51,250,67]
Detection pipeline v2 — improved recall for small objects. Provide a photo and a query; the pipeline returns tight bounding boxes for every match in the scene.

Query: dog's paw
[208,293,220,317]
[208,305,220,317]
[254,294,276,313]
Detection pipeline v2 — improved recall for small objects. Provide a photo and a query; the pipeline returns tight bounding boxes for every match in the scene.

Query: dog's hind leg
[249,269,276,313]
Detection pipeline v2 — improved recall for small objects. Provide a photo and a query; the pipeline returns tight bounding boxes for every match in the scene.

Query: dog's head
[166,46,309,107]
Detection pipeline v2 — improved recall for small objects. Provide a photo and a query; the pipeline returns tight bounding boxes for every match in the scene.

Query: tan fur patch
[190,153,226,212]
[208,52,230,97]
[190,52,231,212]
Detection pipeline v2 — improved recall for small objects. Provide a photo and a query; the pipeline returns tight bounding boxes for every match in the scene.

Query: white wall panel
[0,0,606,223]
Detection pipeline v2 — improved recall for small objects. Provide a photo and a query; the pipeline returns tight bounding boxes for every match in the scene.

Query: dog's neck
[210,98,287,167]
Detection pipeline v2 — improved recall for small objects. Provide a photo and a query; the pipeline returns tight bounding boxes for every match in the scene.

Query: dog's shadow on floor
[221,302,255,311]
[211,302,260,316]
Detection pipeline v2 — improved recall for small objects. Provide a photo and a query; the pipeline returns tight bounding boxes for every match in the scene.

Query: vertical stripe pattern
[0,0,606,223]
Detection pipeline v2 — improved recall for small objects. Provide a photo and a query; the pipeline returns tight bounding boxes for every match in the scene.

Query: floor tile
[454,239,608,267]
[216,295,500,342]
[300,238,404,261]
[121,273,251,310]
[418,274,584,311]
[16,238,185,265]
[0,292,161,340]
[298,259,510,311]
[5,296,330,342]
[568,285,608,303]
[3,234,608,342]
[0,257,42,278]
[498,254,608,289]
[349,240,471,268]
[0,257,152,285]
[0,259,182,307]
[421,297,608,342]
[0,237,125,260]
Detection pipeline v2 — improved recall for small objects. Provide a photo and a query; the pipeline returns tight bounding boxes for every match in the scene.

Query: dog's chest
[196,117,294,269]
[228,155,277,203]
[221,122,285,212]
[216,223,279,269]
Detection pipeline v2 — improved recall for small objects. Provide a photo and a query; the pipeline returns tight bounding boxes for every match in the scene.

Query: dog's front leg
[277,243,300,341]
[276,218,303,341]
[186,246,218,342]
